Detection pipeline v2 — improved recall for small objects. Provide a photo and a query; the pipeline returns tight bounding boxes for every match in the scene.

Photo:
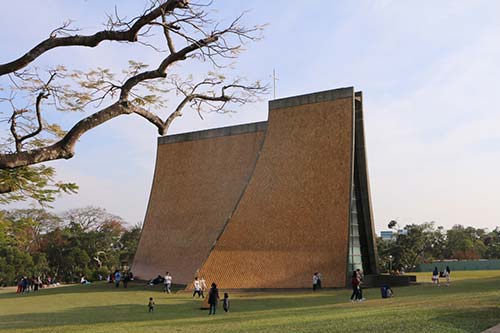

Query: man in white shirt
[164,272,172,293]
[312,273,319,291]
[193,277,202,298]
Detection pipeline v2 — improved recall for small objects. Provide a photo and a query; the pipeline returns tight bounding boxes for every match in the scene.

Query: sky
[1,1,500,232]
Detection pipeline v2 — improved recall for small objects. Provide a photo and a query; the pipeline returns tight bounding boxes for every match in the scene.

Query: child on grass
[223,293,230,312]
[148,297,155,312]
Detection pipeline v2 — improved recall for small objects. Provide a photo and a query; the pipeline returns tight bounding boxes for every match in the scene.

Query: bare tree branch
[0,0,268,171]
[161,12,176,54]
[0,102,127,168]
[0,0,189,76]
[119,35,217,102]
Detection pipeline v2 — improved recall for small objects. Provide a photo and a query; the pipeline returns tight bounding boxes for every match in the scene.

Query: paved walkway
[483,324,500,332]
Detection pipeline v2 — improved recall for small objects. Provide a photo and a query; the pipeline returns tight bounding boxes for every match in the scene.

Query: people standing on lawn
[26,277,32,291]
[21,276,28,293]
[123,272,130,288]
[16,277,23,293]
[200,277,207,298]
[208,282,220,315]
[164,272,172,293]
[356,269,365,300]
[148,297,155,312]
[350,271,360,301]
[193,277,202,298]
[35,276,42,290]
[223,292,230,313]
[317,272,322,289]
[432,266,439,285]
[312,272,319,291]
[114,270,121,288]
[443,266,451,286]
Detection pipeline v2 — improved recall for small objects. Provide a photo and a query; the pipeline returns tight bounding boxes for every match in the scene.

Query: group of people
[147,275,229,315]
[16,276,59,293]
[146,272,173,292]
[16,276,42,293]
[192,276,229,315]
[312,272,322,291]
[432,266,451,286]
[109,270,134,288]
[350,269,366,302]
[206,283,230,315]
[192,276,207,298]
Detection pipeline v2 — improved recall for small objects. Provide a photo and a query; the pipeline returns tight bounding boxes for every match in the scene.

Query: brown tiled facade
[132,130,266,283]
[132,87,378,288]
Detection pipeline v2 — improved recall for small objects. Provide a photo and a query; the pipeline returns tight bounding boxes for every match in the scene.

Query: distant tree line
[0,206,141,286]
[377,222,500,272]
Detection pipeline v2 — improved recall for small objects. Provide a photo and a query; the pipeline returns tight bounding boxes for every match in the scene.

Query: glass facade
[348,184,363,273]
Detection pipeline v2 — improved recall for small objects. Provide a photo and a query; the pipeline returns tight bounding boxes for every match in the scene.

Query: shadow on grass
[0,295,346,331]
[430,307,500,333]
[1,288,500,332]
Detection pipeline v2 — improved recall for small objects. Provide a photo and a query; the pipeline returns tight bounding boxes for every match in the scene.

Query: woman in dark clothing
[208,283,220,315]
[350,271,360,302]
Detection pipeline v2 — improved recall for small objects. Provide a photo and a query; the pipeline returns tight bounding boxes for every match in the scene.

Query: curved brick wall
[197,95,354,288]
[132,130,265,283]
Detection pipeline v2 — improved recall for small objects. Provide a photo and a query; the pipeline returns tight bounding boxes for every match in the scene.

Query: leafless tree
[63,206,123,232]
[0,0,267,178]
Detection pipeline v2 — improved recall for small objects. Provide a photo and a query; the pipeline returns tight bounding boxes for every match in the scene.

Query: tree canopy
[0,0,266,203]
[377,222,497,272]
[0,206,141,286]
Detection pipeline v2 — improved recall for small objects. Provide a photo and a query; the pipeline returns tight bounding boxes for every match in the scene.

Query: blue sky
[2,1,500,231]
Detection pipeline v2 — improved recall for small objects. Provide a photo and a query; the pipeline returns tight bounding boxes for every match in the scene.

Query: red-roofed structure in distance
[132,87,379,288]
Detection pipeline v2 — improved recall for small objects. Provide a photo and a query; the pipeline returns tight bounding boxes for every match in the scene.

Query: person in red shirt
[350,271,360,302]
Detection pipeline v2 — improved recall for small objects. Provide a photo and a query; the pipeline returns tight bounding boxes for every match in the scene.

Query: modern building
[380,231,395,241]
[132,87,378,288]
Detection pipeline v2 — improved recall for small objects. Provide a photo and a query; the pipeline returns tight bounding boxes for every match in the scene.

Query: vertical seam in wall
[345,94,356,287]
[194,126,269,278]
[355,96,379,274]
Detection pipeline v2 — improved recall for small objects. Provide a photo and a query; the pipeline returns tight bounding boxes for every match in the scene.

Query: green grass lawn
[1,271,499,333]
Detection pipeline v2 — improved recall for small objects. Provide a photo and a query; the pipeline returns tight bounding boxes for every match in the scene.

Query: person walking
[193,277,202,298]
[123,272,130,288]
[208,283,220,315]
[223,292,230,313]
[350,271,360,302]
[312,273,319,291]
[432,266,439,285]
[200,277,207,298]
[443,266,451,286]
[148,297,155,313]
[164,272,172,293]
[356,269,365,300]
[21,277,28,293]
[114,270,121,288]
[16,278,23,293]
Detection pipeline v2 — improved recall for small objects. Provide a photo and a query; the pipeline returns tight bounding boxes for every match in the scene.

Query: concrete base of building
[363,274,416,287]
